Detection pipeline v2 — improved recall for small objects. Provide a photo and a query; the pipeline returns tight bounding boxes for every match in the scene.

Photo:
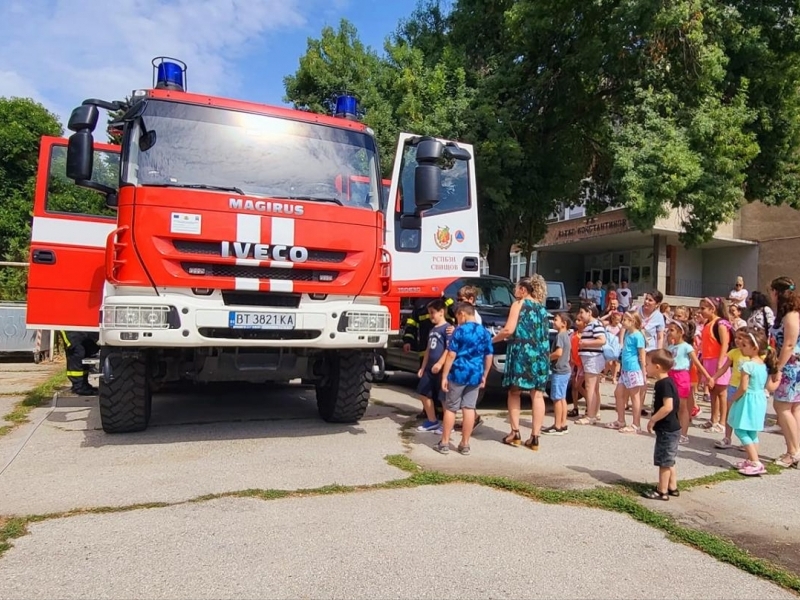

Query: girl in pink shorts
[666,320,711,444]
[699,297,733,434]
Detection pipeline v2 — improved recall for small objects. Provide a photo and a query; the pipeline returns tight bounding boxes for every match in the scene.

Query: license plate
[228,311,296,330]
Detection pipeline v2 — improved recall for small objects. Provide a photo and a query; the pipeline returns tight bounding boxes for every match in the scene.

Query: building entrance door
[612,266,631,285]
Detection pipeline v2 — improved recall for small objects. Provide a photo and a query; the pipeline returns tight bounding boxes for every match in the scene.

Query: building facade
[531,202,800,304]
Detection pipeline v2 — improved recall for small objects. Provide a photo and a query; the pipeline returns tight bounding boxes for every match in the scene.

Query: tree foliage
[284,1,800,274]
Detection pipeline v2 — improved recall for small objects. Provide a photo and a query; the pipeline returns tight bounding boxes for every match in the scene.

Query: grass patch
[0,371,67,437]
[385,453,420,473]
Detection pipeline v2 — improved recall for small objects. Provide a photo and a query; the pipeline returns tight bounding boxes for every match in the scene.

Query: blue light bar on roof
[334,95,359,120]
[152,57,187,92]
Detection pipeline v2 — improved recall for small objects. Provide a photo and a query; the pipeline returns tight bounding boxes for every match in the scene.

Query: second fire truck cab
[26,58,482,433]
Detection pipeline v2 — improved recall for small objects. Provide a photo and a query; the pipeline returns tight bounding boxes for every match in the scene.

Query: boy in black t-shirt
[643,349,681,501]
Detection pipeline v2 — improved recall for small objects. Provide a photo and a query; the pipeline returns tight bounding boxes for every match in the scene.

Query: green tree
[0,98,62,300]
[283,20,397,171]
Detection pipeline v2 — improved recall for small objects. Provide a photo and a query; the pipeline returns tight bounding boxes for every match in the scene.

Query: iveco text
[220,242,309,262]
[228,198,305,215]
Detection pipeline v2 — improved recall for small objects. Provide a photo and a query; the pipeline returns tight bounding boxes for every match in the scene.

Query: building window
[567,205,586,219]
[510,251,536,282]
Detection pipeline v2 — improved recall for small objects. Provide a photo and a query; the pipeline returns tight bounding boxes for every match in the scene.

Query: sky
[0,0,419,128]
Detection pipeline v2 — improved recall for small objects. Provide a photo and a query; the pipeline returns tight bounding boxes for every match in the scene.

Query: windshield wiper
[271,195,343,206]
[145,183,245,195]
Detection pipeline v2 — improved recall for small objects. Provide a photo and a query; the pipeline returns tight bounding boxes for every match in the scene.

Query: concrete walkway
[0,366,797,599]
[0,486,793,600]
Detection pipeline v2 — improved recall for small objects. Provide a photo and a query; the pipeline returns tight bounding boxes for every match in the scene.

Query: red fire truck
[26,58,481,433]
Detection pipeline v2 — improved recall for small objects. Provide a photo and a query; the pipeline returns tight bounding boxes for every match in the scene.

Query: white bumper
[99,294,389,349]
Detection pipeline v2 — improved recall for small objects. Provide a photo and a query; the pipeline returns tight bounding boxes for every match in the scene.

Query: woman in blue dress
[492,275,551,451]
[768,276,800,468]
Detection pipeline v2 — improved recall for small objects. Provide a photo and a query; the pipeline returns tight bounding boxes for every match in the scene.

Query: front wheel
[99,350,152,433]
[315,350,371,423]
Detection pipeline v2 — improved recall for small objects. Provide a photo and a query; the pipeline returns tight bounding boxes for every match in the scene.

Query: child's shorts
[727,386,738,400]
[620,370,645,390]
[549,372,570,401]
[445,382,480,411]
[417,371,441,401]
[669,369,690,399]
[703,358,731,386]
[654,429,681,467]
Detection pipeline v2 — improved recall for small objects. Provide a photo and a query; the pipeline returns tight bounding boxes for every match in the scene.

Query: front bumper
[100,295,389,349]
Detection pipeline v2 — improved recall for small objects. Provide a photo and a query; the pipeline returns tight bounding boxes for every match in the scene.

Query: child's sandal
[668,488,680,497]
[567,408,580,418]
[642,488,669,501]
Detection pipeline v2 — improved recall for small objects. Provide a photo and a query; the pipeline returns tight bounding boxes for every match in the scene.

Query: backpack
[601,325,622,361]
[712,319,733,343]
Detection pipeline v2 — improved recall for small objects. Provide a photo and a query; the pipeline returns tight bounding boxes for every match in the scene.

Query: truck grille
[182,262,338,282]
[173,240,346,263]
[198,327,321,340]
[222,291,301,308]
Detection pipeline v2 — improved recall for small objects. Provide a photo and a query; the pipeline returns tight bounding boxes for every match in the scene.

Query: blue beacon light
[152,57,187,92]
[334,95,359,120]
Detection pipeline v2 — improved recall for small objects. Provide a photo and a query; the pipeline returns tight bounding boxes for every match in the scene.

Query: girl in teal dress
[727,327,780,476]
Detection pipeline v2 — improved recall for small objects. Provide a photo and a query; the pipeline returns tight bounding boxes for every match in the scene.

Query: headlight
[343,311,390,333]
[103,305,172,329]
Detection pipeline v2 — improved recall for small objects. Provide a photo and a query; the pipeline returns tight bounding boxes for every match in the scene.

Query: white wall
[674,245,704,297]
[702,246,758,297]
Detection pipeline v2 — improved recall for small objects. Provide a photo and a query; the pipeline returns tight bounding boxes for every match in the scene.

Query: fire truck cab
[26,59,481,433]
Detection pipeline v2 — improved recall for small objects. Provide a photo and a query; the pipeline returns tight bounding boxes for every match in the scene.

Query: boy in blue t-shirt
[416,299,452,432]
[436,303,494,455]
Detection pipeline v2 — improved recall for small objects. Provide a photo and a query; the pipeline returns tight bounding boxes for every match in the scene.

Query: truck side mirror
[66,131,95,182]
[67,104,99,133]
[414,165,441,211]
[443,143,472,161]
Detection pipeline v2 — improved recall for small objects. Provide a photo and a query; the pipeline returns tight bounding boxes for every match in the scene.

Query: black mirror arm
[76,180,116,196]
[82,98,126,112]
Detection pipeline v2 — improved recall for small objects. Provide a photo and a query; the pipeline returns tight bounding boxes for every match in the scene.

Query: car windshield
[547,282,563,300]
[445,278,516,307]
[122,100,381,210]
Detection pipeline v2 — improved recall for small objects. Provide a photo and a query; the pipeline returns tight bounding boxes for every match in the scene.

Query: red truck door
[384,133,481,297]
[26,136,120,331]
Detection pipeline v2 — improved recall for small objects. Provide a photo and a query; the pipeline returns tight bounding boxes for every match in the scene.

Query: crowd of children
[407,278,798,501]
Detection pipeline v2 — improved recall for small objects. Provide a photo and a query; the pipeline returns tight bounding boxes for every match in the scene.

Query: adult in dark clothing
[60,331,100,395]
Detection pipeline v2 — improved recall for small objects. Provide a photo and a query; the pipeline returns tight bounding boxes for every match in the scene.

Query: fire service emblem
[434,226,453,250]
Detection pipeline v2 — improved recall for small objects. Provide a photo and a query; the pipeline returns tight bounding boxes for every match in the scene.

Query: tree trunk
[486,227,515,278]
[524,248,535,276]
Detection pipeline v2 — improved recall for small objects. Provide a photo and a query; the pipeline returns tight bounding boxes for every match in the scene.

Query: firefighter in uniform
[60,331,100,395]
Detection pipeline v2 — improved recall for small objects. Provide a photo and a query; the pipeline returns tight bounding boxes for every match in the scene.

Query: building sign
[538,209,633,247]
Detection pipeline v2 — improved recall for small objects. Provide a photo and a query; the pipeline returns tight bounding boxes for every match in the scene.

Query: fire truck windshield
[122,100,381,210]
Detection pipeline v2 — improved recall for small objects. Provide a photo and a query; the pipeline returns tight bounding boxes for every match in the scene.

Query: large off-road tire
[99,350,152,433]
[315,350,371,423]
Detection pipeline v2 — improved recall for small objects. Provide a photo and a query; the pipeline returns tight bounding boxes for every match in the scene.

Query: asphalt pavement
[0,363,797,599]
[0,486,793,600]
